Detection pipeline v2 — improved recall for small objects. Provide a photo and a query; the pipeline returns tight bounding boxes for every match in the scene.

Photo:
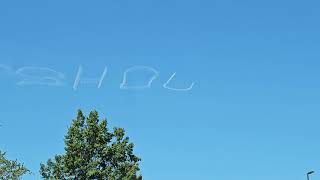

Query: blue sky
[0,0,320,179]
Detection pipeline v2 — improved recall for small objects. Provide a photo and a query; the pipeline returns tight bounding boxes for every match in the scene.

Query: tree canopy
[0,150,30,180]
[40,110,142,180]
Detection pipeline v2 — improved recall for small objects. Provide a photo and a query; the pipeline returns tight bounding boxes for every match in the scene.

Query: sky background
[1,0,320,179]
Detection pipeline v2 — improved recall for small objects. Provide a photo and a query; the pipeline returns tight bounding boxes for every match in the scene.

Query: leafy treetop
[40,110,142,180]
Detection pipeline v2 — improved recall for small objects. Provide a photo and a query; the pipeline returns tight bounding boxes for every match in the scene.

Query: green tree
[0,151,30,180]
[40,110,142,180]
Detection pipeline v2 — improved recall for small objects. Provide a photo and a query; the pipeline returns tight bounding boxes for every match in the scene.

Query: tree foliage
[40,110,142,180]
[0,151,30,180]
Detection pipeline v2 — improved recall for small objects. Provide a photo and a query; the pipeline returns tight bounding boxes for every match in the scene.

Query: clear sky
[0,0,320,179]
